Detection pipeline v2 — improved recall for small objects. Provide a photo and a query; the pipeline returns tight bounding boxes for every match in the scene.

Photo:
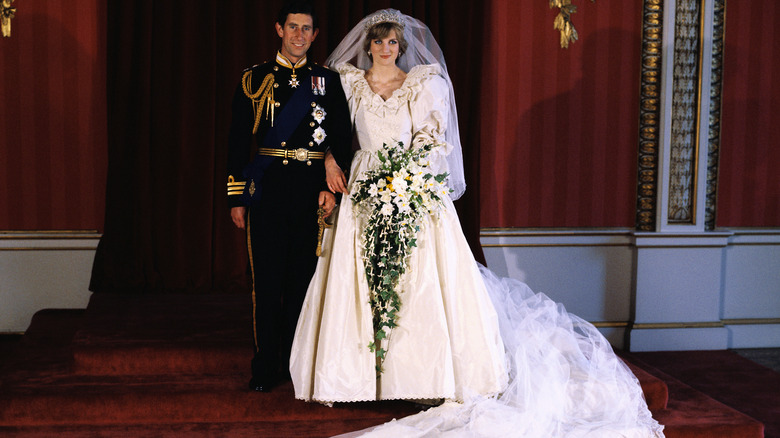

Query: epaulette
[311,64,332,75]
[243,61,277,73]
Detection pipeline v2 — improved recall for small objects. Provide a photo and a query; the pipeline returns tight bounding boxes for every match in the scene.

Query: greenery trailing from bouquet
[351,141,450,375]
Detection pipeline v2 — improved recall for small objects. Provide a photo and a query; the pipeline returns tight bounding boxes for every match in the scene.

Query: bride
[290,9,664,437]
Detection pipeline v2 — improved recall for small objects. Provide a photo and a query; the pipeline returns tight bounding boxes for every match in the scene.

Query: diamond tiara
[363,9,405,32]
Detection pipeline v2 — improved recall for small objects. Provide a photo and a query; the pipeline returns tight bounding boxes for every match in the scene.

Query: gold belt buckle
[293,148,309,162]
[279,148,316,166]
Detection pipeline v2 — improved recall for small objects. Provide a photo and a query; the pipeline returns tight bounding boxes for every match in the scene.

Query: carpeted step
[71,294,253,375]
[620,354,668,411]
[0,375,417,432]
[634,350,779,438]
[3,302,766,438]
[0,309,84,378]
[74,294,672,408]
[624,354,765,438]
[0,358,762,438]
[71,294,672,411]
[0,419,386,438]
[1,304,419,436]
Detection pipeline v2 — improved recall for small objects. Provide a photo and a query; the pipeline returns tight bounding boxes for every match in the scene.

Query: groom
[226,0,352,392]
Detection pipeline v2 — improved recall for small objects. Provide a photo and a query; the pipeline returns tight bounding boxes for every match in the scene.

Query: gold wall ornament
[636,0,664,231]
[550,0,595,48]
[1,0,15,38]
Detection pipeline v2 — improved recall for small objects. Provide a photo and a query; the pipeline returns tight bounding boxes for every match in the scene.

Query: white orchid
[380,190,393,204]
[394,195,411,214]
[411,173,425,191]
[392,176,408,194]
[380,203,394,216]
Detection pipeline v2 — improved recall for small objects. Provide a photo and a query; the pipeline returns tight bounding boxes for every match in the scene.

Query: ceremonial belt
[258,147,324,165]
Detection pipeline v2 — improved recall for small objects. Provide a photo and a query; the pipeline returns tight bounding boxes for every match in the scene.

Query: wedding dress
[289,61,664,437]
[290,62,508,403]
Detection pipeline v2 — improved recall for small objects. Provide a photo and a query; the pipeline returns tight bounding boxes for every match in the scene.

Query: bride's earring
[367,51,372,57]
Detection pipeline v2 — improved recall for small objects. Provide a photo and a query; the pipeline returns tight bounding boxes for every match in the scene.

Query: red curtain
[0,0,107,231]
[717,0,780,227]
[479,1,643,228]
[89,0,486,294]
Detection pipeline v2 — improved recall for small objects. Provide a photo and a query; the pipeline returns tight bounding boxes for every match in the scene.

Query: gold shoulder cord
[242,71,275,132]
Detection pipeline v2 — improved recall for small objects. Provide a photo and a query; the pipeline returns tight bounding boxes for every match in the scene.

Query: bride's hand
[325,151,348,194]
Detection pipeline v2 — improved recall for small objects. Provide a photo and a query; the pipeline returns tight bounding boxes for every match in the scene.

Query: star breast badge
[312,105,326,124]
[312,127,327,145]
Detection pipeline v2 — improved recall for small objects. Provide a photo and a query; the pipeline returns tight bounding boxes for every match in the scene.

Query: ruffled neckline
[338,63,442,113]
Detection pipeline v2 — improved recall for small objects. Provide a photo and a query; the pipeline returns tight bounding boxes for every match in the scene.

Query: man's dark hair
[277,0,318,30]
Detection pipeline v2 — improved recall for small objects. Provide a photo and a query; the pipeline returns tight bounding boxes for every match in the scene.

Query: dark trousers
[247,169,321,383]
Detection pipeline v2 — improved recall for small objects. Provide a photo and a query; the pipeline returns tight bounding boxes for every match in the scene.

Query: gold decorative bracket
[550,0,595,48]
[1,0,16,38]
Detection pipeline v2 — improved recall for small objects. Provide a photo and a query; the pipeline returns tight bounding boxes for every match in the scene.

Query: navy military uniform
[227,52,352,387]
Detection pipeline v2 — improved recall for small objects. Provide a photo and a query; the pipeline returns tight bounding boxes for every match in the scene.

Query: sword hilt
[316,208,333,256]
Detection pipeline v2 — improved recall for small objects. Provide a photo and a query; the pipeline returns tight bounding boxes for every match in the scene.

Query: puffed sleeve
[336,63,360,101]
[337,63,365,126]
[409,67,453,175]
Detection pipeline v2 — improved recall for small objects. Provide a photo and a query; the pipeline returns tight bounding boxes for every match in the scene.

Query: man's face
[275,13,318,64]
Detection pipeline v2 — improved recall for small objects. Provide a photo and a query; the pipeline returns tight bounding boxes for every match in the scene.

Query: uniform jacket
[227,52,352,208]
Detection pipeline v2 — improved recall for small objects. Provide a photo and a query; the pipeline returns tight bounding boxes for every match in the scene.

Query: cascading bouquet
[351,141,450,375]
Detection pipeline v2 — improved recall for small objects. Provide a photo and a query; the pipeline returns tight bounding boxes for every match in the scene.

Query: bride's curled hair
[363,22,408,59]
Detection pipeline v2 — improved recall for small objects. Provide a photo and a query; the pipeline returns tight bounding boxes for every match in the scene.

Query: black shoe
[248,377,272,392]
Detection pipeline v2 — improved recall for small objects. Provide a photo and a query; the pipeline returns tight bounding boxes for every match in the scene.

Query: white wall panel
[0,233,98,332]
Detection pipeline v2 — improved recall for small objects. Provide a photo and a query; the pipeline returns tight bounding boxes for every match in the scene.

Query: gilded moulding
[1,0,15,38]
[722,318,780,326]
[636,0,664,231]
[632,321,724,329]
[634,319,780,329]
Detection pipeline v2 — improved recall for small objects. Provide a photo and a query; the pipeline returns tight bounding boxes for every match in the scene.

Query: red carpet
[0,301,419,437]
[633,350,780,438]
[0,294,768,437]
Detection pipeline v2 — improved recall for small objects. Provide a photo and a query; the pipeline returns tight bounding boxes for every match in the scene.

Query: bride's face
[369,29,400,67]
